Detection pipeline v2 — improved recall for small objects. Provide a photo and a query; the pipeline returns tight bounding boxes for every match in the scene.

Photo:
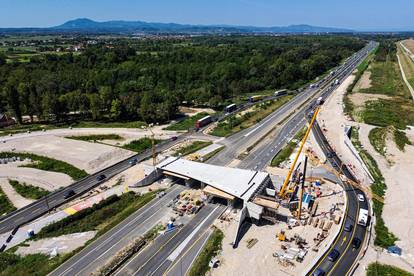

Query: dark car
[352,237,361,249]
[171,136,178,141]
[96,174,106,181]
[129,158,138,166]
[312,268,326,276]
[64,189,75,199]
[344,222,353,232]
[328,249,340,262]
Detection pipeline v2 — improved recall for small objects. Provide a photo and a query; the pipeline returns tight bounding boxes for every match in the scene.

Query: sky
[1,0,414,31]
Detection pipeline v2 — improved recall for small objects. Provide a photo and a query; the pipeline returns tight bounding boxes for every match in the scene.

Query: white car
[357,194,365,202]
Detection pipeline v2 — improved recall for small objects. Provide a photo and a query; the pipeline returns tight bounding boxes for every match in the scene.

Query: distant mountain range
[0,18,354,34]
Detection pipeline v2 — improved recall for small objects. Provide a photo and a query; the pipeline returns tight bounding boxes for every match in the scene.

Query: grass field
[165,112,210,131]
[9,180,49,200]
[211,95,293,137]
[0,186,16,215]
[122,137,162,153]
[358,45,414,129]
[173,141,212,157]
[0,152,88,181]
[367,262,412,276]
[65,134,123,142]
[0,191,157,275]
[188,228,224,276]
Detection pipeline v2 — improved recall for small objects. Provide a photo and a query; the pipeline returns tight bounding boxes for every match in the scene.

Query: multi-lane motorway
[0,134,190,234]
[308,122,369,276]
[37,41,376,275]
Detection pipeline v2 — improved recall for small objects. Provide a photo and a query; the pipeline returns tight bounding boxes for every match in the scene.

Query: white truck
[358,208,369,226]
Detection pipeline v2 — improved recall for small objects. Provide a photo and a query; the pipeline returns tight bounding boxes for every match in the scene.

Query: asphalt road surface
[113,204,225,276]
[0,134,189,234]
[48,185,186,276]
[307,122,369,276]
[50,41,375,275]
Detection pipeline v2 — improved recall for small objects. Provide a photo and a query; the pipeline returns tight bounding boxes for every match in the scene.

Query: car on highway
[64,189,76,199]
[352,237,361,249]
[344,222,353,232]
[129,158,138,166]
[312,268,326,276]
[96,174,106,182]
[357,194,365,202]
[326,151,336,158]
[328,249,340,262]
[171,136,177,141]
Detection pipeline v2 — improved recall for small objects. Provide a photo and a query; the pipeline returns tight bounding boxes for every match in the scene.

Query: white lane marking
[167,206,219,262]
[57,186,181,276]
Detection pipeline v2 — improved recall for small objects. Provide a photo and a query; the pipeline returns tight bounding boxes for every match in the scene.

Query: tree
[110,99,122,120]
[0,52,6,65]
[88,93,102,120]
[4,79,22,124]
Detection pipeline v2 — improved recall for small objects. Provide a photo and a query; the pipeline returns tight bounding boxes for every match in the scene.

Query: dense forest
[0,36,365,124]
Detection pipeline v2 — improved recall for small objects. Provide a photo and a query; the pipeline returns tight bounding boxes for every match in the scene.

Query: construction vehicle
[278,107,320,198]
[278,230,286,241]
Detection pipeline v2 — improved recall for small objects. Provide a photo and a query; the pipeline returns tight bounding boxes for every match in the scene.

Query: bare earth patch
[0,161,72,191]
[0,135,135,173]
[349,93,391,108]
[357,125,414,272]
[16,231,96,256]
[402,39,414,55]
[354,69,372,91]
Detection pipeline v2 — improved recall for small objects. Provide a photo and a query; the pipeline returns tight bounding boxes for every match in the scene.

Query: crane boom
[278,107,320,197]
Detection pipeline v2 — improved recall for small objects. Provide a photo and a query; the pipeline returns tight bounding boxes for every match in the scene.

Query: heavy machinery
[278,107,320,198]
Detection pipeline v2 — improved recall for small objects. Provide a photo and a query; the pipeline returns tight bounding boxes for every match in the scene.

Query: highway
[113,204,225,276]
[0,133,189,234]
[307,122,368,276]
[47,42,375,275]
[49,184,186,276]
[164,41,377,276]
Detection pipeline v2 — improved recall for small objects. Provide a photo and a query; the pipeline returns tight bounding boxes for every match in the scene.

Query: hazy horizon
[2,0,414,31]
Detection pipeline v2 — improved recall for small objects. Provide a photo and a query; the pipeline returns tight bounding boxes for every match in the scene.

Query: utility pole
[298,156,308,220]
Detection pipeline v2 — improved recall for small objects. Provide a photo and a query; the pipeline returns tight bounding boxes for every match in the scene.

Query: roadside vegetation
[0,152,88,180]
[394,128,412,151]
[65,134,123,142]
[368,127,412,155]
[35,191,156,239]
[397,43,414,89]
[350,127,397,248]
[173,141,212,156]
[165,112,210,131]
[211,96,293,137]
[368,127,388,156]
[201,146,225,162]
[9,179,49,200]
[122,137,162,153]
[0,186,16,215]
[0,191,158,275]
[367,262,413,276]
[271,127,307,167]
[188,228,224,276]
[343,46,376,119]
